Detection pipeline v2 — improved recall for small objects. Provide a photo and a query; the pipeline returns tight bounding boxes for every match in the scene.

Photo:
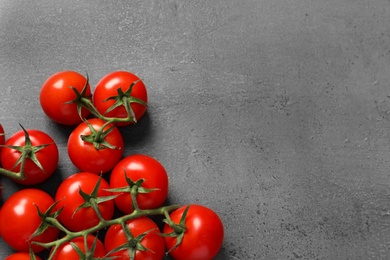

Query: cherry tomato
[0,123,5,156]
[0,189,60,253]
[5,252,42,260]
[68,118,124,174]
[40,71,91,125]
[51,235,106,260]
[0,129,59,185]
[93,71,147,126]
[109,154,168,214]
[54,172,115,232]
[104,216,165,260]
[163,205,224,260]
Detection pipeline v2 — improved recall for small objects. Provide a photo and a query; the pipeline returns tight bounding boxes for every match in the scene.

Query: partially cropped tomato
[54,172,115,232]
[0,189,60,253]
[40,70,91,125]
[109,154,168,214]
[68,118,124,174]
[163,205,224,260]
[93,71,147,126]
[51,235,106,260]
[1,129,59,185]
[0,123,5,156]
[5,252,42,260]
[105,216,165,260]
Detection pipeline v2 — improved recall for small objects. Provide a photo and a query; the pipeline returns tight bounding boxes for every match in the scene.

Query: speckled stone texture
[1,0,390,259]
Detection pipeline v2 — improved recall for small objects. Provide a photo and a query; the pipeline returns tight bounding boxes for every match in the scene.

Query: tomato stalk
[70,77,146,125]
[31,175,179,260]
[36,204,179,259]
[162,205,191,253]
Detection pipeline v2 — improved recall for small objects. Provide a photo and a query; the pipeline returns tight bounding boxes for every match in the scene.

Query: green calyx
[162,205,191,253]
[67,73,92,120]
[74,175,118,222]
[70,235,112,260]
[0,124,54,181]
[32,201,63,238]
[80,120,119,150]
[106,169,159,211]
[103,80,147,124]
[106,222,157,259]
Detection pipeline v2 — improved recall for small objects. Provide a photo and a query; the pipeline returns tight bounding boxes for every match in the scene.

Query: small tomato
[0,189,59,253]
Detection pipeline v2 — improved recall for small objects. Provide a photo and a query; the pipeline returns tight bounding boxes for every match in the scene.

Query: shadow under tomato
[119,110,152,150]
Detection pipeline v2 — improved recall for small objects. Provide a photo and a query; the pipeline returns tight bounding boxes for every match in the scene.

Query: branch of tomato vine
[31,174,180,259]
[69,75,147,126]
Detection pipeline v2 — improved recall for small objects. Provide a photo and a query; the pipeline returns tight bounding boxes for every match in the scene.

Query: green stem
[0,167,25,180]
[40,204,179,260]
[79,96,136,124]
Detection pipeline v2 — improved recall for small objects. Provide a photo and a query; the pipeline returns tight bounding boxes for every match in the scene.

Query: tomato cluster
[0,71,224,260]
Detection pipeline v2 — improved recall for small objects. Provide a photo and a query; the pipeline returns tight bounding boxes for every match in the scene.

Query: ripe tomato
[109,154,168,214]
[0,123,5,156]
[54,172,115,232]
[40,71,91,125]
[67,118,124,174]
[163,205,224,260]
[93,71,147,126]
[0,129,59,185]
[5,252,42,260]
[51,235,106,260]
[0,189,60,253]
[104,216,165,260]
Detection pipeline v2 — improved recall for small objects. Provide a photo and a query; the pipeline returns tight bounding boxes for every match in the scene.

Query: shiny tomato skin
[163,205,224,260]
[5,252,42,260]
[104,217,165,260]
[68,118,124,174]
[54,172,115,232]
[109,154,168,214]
[40,71,91,125]
[51,235,106,260]
[93,71,147,126]
[0,129,59,185]
[0,189,60,253]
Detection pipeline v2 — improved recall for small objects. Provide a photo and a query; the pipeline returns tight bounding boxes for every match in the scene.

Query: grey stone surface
[1,0,390,259]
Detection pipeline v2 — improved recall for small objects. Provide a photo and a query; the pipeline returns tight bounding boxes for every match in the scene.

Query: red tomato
[68,118,124,174]
[5,252,42,260]
[0,189,60,253]
[40,71,91,125]
[109,154,168,214]
[54,172,115,232]
[0,129,59,185]
[93,71,147,126]
[163,205,224,260]
[0,123,5,156]
[51,235,106,260]
[104,217,165,260]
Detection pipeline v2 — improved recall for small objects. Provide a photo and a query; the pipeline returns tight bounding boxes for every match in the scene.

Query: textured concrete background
[1,0,390,259]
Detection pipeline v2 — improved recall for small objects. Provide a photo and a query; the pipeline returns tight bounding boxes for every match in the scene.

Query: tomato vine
[0,70,224,259]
